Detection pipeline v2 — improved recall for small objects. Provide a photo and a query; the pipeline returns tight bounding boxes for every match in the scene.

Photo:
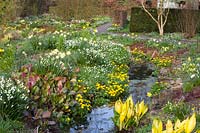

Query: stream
[70,63,156,133]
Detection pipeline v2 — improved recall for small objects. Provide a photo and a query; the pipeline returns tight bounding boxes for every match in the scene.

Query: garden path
[97,22,112,33]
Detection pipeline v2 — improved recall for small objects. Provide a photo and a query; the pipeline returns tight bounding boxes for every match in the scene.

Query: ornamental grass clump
[152,113,197,133]
[112,95,148,131]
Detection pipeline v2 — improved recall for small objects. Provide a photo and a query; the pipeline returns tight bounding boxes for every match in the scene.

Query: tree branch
[141,2,158,24]
[163,7,170,26]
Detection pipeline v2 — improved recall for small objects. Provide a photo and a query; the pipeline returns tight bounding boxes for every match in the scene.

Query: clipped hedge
[130,7,200,33]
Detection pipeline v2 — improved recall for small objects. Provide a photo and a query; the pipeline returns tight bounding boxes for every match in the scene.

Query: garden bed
[0,15,199,132]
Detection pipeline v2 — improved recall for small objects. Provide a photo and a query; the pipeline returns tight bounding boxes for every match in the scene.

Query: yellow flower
[188,57,191,62]
[147,92,152,97]
[93,29,98,33]
[0,48,4,53]
[152,119,163,133]
[125,95,134,109]
[119,109,126,130]
[165,120,173,133]
[115,99,122,114]
[66,117,70,122]
[127,107,133,119]
[185,113,196,133]
[174,119,185,133]
[119,103,128,126]
[135,100,148,119]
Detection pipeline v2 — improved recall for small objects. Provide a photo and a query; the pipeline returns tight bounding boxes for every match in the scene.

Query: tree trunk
[158,23,164,36]
[159,27,164,36]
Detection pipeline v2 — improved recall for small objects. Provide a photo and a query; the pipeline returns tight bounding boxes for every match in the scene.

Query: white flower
[60,53,65,58]
[66,51,71,55]
[22,51,27,56]
[190,74,196,79]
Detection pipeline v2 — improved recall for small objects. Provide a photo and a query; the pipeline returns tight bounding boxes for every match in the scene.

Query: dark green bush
[130,8,200,33]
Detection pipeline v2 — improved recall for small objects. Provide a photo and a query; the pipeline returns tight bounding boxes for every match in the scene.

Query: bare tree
[178,0,200,38]
[137,0,170,36]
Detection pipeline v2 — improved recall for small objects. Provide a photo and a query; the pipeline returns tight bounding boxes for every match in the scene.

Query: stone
[42,111,51,119]
[48,121,56,126]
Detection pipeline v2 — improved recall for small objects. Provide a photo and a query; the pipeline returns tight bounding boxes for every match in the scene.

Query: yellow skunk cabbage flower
[113,95,148,131]
[135,100,148,118]
[125,95,134,108]
[152,119,163,133]
[174,119,186,133]
[115,99,122,114]
[119,110,126,130]
[166,120,173,133]
[185,113,196,133]
[127,107,133,119]
[119,103,128,130]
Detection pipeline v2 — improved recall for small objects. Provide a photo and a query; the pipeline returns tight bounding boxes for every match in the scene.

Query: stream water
[70,63,156,133]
